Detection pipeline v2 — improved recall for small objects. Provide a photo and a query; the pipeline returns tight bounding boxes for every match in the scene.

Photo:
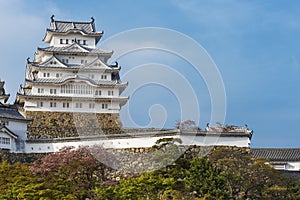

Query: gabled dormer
[83,57,112,69]
[63,42,90,53]
[39,55,68,68]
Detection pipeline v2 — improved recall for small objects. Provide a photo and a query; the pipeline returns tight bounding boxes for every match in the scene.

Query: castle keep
[16,16,128,138]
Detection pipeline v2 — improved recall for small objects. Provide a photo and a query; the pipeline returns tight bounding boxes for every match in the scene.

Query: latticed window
[50,89,56,94]
[61,84,93,95]
[63,102,69,108]
[75,103,82,108]
[102,103,108,109]
[37,88,44,94]
[0,137,10,145]
[95,90,101,96]
[37,102,43,107]
[108,90,114,96]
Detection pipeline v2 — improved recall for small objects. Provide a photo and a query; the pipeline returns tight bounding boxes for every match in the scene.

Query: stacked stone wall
[25,111,123,139]
[1,146,252,183]
[0,149,46,164]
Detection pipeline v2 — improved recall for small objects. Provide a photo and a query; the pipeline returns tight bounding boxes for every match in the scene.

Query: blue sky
[0,0,300,147]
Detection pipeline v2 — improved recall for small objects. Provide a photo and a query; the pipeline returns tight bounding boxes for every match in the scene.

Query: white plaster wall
[37,70,112,81]
[286,162,300,171]
[6,121,28,140]
[56,55,98,66]
[19,134,251,154]
[24,101,120,113]
[50,34,95,48]
[31,85,119,97]
[180,135,250,147]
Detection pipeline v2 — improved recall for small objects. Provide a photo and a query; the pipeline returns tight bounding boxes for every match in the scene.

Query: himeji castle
[0,16,298,176]
[0,16,254,154]
[16,16,128,139]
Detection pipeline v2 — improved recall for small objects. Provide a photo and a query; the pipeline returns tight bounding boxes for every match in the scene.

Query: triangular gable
[63,42,90,53]
[83,57,110,69]
[59,75,99,87]
[39,55,68,68]
[0,126,18,139]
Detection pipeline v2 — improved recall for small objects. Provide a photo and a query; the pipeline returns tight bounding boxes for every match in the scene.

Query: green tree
[208,147,293,199]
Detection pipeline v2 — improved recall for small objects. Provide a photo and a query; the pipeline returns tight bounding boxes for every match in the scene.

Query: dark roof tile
[51,20,95,34]
[0,104,29,121]
[251,148,300,162]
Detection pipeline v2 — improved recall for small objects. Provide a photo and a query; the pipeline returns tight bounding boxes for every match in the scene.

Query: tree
[95,156,228,199]
[207,147,292,199]
[30,145,109,199]
[176,120,201,131]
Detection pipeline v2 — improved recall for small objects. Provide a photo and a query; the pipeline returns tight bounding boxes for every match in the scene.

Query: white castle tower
[16,16,128,139]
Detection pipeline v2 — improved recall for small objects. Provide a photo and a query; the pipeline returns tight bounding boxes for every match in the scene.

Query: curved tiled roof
[26,75,127,87]
[251,148,300,162]
[51,21,95,34]
[0,103,30,121]
[38,42,112,55]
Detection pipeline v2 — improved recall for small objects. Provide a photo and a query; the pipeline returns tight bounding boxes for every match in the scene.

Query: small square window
[63,102,69,108]
[102,103,108,109]
[108,90,114,96]
[75,103,82,108]
[44,73,50,77]
[101,75,107,79]
[37,102,43,107]
[95,90,101,96]
[38,88,44,94]
[50,89,56,94]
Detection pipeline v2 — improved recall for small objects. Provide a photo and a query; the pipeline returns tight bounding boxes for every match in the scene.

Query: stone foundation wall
[104,146,251,175]
[0,149,46,164]
[25,111,124,139]
[1,146,251,180]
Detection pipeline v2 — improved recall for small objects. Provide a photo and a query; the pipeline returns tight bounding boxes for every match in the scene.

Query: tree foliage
[0,146,300,199]
[176,120,201,131]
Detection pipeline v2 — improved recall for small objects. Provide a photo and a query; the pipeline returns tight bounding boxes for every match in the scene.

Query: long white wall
[19,133,250,154]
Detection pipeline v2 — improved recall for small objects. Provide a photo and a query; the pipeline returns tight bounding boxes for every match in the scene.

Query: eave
[17,94,129,103]
[25,77,128,88]
[43,29,103,44]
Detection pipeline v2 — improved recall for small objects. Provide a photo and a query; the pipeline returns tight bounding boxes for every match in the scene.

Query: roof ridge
[52,20,93,25]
